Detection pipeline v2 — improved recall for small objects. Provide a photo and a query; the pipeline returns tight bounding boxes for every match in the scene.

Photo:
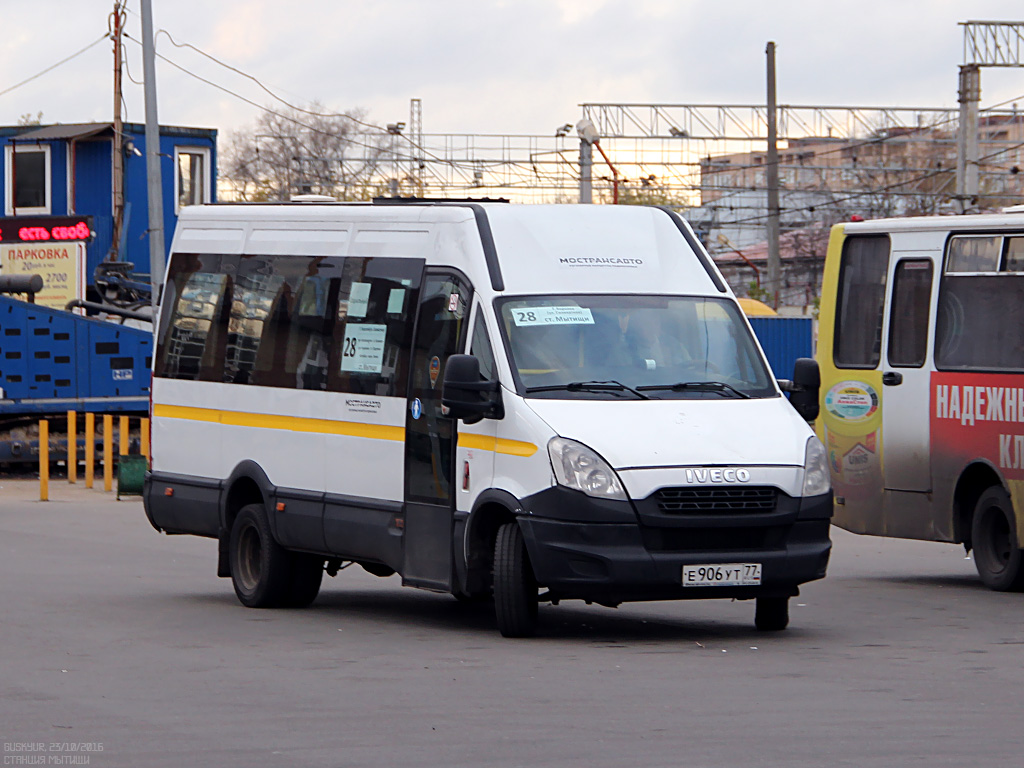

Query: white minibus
[818,211,1024,591]
[144,201,832,636]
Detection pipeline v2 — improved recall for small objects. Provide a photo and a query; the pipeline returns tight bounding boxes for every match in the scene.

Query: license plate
[682,563,762,587]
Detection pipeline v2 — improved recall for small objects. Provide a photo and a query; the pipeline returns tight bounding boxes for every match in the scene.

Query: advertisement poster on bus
[931,371,1024,483]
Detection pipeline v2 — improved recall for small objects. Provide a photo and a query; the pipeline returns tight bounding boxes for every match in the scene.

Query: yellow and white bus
[818,211,1024,590]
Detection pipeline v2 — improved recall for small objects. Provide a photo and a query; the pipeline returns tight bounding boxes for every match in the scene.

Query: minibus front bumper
[517,487,832,605]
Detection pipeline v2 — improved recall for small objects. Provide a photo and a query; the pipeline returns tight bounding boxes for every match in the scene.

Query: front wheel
[493,522,538,637]
[971,486,1024,591]
[754,596,789,631]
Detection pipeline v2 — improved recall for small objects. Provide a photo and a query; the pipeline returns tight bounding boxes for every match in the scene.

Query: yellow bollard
[67,410,77,484]
[103,414,113,492]
[40,420,49,501]
[85,413,95,489]
[141,418,150,459]
[119,415,129,456]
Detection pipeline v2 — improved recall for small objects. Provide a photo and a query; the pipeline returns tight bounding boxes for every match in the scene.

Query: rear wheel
[493,523,538,637]
[971,486,1024,591]
[229,503,292,607]
[754,596,789,631]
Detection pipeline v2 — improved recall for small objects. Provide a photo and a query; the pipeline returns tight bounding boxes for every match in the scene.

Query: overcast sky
[3,1,1024,139]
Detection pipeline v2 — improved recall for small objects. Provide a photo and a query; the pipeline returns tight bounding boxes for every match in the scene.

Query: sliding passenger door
[402,270,473,590]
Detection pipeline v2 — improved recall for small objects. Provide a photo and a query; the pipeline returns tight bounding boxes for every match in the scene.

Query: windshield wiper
[636,381,751,399]
[525,380,650,400]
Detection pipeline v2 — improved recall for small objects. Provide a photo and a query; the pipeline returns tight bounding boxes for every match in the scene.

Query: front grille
[655,486,777,514]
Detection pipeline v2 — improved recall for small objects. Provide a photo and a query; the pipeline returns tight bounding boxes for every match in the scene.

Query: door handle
[882,371,903,386]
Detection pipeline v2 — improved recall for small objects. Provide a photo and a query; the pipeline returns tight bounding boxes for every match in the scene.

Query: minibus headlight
[548,437,627,501]
[802,436,831,497]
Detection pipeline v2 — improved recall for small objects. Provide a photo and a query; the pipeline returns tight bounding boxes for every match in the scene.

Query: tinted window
[155,252,423,395]
[154,254,229,381]
[834,235,890,368]
[887,259,933,368]
[936,235,1024,372]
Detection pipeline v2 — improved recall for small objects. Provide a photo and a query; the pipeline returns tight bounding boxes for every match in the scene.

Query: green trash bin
[117,454,147,499]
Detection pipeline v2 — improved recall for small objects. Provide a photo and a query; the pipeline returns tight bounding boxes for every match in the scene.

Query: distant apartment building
[694,114,1024,308]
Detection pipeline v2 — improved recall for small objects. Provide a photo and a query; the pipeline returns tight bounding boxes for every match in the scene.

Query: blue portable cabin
[0,122,215,448]
[0,121,217,296]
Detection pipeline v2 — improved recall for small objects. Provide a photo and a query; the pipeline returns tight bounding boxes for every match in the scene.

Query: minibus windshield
[496,295,776,400]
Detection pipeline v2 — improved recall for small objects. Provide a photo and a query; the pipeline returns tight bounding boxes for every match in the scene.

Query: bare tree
[221,103,391,202]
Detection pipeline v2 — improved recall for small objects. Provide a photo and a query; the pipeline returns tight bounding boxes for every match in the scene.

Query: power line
[0,33,110,100]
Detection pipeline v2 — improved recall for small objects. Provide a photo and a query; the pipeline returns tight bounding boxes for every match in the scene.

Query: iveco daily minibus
[143,200,832,637]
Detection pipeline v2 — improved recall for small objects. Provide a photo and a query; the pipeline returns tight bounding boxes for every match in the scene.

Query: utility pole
[140,0,165,308]
[110,1,125,261]
[577,119,597,203]
[956,64,981,211]
[765,41,781,308]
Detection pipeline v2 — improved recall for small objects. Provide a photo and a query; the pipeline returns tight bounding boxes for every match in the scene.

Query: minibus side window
[224,255,285,385]
[887,259,933,368]
[834,235,890,369]
[155,253,229,381]
[329,256,422,398]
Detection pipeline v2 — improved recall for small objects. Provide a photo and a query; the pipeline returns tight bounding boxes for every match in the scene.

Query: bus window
[1003,236,1024,272]
[887,259,932,368]
[155,254,229,381]
[936,269,1024,372]
[946,235,1001,272]
[833,235,889,369]
[224,255,285,384]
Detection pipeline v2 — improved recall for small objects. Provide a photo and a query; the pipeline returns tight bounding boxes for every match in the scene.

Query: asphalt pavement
[1,476,1022,768]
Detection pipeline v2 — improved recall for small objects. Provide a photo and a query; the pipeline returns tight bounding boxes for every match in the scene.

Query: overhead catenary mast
[140,0,165,308]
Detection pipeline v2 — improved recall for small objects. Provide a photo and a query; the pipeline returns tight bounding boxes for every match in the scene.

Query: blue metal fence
[748,316,814,380]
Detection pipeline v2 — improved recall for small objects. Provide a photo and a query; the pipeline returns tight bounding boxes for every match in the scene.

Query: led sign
[0,216,93,244]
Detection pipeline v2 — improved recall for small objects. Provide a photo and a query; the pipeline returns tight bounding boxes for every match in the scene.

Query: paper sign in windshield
[348,282,371,318]
[341,323,387,373]
[511,306,594,326]
[387,288,406,314]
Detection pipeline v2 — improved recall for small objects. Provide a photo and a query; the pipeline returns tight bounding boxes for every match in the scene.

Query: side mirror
[441,354,504,424]
[778,357,820,422]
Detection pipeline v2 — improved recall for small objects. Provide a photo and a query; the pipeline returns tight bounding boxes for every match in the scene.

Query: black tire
[971,486,1024,591]
[493,522,538,637]
[229,503,293,608]
[754,596,789,631]
[285,554,324,608]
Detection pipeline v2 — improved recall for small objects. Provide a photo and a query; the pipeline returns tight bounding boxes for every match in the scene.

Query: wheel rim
[236,523,262,592]
[980,505,1012,572]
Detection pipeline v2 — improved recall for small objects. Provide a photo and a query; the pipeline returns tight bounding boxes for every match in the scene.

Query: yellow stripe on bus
[458,432,538,457]
[153,404,538,456]
[153,404,404,442]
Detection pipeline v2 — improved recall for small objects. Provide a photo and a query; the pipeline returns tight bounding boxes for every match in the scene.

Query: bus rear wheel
[972,487,1024,591]
[229,503,293,607]
[493,522,538,637]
